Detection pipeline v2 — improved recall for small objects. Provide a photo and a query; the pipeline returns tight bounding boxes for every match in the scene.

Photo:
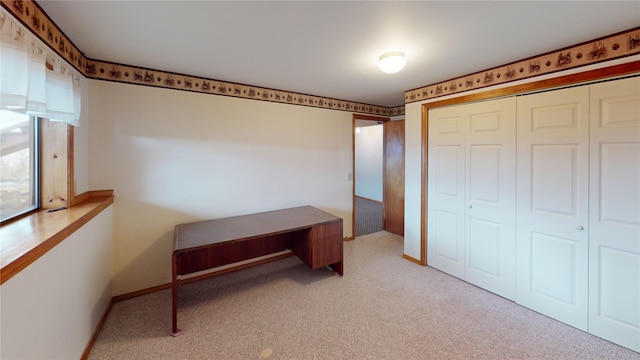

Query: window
[0,110,39,222]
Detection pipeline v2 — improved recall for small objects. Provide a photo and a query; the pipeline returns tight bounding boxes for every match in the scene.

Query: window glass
[0,110,38,222]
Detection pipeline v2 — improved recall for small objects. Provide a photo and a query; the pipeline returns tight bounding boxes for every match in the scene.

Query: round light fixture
[378,51,406,74]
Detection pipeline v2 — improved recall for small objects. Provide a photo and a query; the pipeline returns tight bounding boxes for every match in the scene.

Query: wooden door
[427,106,466,279]
[515,85,590,331]
[588,76,640,352]
[464,98,516,300]
[384,120,405,236]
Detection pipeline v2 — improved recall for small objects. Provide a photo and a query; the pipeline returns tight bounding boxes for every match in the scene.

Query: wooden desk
[171,206,343,336]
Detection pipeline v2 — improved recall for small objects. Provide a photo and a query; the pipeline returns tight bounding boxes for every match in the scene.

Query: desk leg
[329,238,343,276]
[329,261,343,276]
[170,254,183,337]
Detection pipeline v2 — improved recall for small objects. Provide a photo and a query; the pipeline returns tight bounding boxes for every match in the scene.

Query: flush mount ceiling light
[378,51,406,74]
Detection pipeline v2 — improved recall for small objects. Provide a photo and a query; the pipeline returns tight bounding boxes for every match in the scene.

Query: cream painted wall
[402,55,640,262]
[88,80,354,296]
[0,206,113,359]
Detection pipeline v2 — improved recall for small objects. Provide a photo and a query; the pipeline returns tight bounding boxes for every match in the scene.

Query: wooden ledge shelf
[0,190,114,285]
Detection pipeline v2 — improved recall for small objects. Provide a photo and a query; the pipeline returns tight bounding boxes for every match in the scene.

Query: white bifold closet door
[428,98,516,300]
[515,85,590,330]
[588,76,640,352]
[428,105,466,279]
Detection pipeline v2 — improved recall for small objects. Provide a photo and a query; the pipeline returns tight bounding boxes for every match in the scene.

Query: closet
[426,76,639,352]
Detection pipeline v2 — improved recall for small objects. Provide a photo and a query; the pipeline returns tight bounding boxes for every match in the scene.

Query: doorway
[352,114,405,238]
[354,118,384,236]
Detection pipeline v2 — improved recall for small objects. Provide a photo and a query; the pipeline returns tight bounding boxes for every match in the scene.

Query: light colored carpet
[89,232,640,359]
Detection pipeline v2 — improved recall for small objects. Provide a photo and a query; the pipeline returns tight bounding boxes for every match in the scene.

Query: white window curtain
[0,10,81,126]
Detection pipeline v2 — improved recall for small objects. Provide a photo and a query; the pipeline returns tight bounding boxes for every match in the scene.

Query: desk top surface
[173,206,341,251]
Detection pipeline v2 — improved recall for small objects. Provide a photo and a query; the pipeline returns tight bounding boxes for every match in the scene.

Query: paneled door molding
[515,85,590,331]
[427,97,517,301]
[588,76,640,353]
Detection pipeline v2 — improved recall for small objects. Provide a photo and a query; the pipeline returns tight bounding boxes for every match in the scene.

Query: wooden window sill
[0,190,114,285]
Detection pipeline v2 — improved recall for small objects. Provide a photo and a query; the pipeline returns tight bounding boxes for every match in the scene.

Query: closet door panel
[465,98,516,300]
[428,107,465,278]
[467,218,500,274]
[516,86,589,330]
[589,76,640,352]
[530,144,580,219]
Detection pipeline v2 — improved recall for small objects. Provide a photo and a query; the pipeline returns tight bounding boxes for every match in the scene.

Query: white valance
[0,9,81,126]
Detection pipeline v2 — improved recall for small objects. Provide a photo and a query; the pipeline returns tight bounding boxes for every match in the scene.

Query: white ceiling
[38,1,640,108]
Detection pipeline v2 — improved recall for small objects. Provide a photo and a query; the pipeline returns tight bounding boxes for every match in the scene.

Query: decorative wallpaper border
[2,0,404,117]
[2,1,86,76]
[4,0,638,115]
[405,27,640,103]
[84,59,404,116]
